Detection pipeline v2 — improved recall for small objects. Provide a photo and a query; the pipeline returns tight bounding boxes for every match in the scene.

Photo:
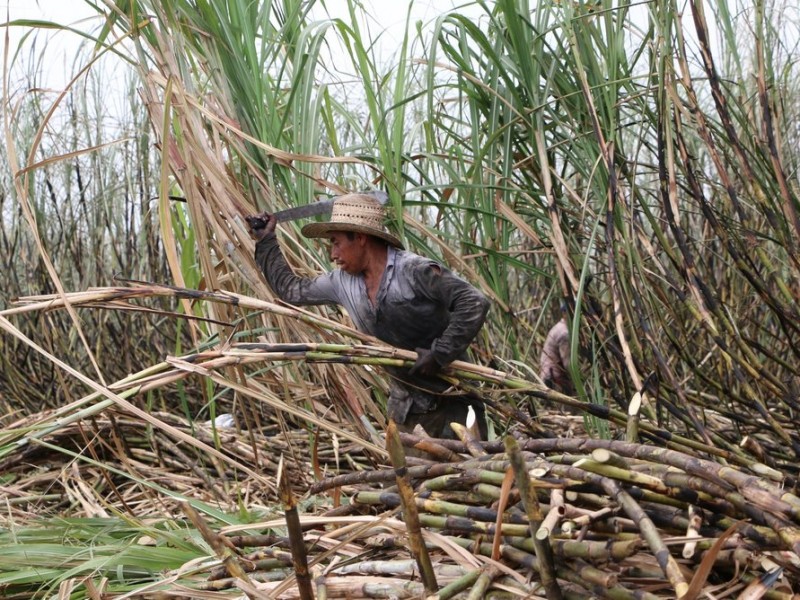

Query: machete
[245,190,389,230]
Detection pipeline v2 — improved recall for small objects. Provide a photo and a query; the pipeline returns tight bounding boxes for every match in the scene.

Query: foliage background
[3,0,798,441]
[1,0,799,596]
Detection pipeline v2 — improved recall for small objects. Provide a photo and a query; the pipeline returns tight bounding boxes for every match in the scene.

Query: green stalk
[278,457,314,600]
[505,435,561,599]
[599,478,688,597]
[385,421,438,594]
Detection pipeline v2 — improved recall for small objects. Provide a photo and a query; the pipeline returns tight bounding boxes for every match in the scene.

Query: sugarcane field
[2,0,800,599]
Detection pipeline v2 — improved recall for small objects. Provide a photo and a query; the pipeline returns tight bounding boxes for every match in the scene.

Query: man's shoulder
[392,248,440,270]
[546,319,569,342]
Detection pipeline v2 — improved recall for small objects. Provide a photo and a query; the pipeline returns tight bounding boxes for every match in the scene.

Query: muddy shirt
[255,234,490,421]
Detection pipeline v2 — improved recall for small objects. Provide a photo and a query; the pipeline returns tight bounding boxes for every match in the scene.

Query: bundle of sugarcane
[4,286,800,597]
[6,285,800,478]
[299,432,800,599]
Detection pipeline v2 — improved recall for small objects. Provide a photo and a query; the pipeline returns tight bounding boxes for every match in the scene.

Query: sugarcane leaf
[491,467,515,561]
[678,522,741,600]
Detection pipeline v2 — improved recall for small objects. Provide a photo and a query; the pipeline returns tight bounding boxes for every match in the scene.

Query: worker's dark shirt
[255,233,490,422]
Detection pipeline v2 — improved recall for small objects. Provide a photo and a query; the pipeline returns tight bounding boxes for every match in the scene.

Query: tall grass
[1,0,800,594]
[0,26,179,411]
[417,0,800,444]
[2,0,798,452]
[1,0,797,450]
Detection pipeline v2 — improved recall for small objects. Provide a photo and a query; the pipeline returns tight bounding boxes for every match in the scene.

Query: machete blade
[247,190,389,230]
[273,197,337,222]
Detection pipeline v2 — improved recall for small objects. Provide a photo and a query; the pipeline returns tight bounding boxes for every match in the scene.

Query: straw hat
[301,193,403,249]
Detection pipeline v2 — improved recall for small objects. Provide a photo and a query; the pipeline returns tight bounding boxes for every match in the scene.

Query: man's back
[540,318,573,393]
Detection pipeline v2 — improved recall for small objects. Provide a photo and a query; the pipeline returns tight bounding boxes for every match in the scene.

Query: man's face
[329,231,364,274]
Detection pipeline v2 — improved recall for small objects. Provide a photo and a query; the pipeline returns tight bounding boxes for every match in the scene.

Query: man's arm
[249,213,338,306]
[417,263,490,368]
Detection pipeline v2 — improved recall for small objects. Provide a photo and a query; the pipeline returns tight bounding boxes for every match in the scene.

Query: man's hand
[246,212,277,241]
[409,347,443,377]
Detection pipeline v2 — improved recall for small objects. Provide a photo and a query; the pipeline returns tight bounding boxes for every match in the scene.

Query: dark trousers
[397,396,488,440]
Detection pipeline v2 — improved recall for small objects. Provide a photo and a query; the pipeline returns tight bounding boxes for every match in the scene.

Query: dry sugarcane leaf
[494,195,543,247]
[678,521,741,600]
[311,426,323,481]
[492,467,515,561]
[419,528,482,570]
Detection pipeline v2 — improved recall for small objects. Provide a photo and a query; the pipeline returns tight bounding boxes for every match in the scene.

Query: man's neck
[362,243,388,279]
[361,241,389,304]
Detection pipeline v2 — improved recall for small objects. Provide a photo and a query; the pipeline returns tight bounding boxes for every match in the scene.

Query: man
[247,192,490,439]
[540,317,575,395]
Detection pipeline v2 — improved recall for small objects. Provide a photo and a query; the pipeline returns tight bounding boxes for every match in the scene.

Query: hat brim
[301,222,404,249]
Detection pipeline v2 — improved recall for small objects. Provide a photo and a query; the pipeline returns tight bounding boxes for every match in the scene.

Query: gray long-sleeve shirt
[255,233,490,420]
